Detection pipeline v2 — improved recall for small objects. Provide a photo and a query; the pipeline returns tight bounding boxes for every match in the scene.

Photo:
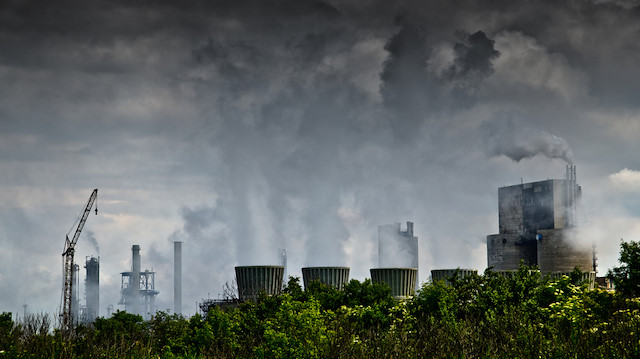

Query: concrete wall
[487,233,537,270]
[498,185,524,234]
[536,229,592,273]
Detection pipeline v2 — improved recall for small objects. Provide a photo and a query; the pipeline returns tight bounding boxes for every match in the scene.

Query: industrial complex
[62,165,608,323]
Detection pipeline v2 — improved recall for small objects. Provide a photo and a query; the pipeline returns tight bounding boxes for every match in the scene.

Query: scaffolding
[119,269,159,319]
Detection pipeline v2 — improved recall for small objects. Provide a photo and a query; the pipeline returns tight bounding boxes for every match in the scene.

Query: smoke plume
[84,230,99,255]
[481,113,575,164]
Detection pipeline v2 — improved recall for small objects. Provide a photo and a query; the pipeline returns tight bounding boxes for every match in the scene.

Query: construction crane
[61,189,98,336]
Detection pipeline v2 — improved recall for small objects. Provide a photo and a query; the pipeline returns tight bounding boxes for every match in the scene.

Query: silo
[431,269,478,285]
[302,267,350,290]
[85,256,99,322]
[235,266,284,301]
[370,268,417,299]
[536,229,592,273]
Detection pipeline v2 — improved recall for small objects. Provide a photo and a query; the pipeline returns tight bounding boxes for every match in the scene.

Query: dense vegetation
[2,241,640,358]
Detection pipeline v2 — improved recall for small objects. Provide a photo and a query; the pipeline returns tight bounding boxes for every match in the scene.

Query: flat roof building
[487,166,592,273]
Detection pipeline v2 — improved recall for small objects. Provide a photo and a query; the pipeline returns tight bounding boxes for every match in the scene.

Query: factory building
[487,166,593,274]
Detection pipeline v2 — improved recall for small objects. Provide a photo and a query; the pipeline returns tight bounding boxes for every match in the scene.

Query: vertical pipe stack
[131,245,141,315]
[174,241,182,315]
[85,256,99,322]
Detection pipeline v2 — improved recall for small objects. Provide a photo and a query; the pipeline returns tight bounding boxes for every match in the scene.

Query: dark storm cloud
[2,0,640,315]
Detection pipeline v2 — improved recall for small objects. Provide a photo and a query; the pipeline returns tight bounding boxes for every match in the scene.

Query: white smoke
[482,113,575,164]
[84,230,99,255]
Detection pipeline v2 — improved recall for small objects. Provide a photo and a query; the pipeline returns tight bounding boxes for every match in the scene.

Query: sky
[2,0,640,318]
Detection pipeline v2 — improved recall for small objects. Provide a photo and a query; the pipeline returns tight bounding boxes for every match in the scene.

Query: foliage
[6,241,640,357]
[609,240,640,297]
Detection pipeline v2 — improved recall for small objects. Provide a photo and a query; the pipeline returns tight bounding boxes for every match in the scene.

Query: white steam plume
[482,113,574,164]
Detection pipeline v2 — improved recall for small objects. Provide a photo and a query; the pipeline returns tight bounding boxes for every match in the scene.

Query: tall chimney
[85,256,100,322]
[174,241,182,315]
[131,245,141,315]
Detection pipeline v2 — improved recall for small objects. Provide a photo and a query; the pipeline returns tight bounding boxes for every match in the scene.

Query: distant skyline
[2,0,640,317]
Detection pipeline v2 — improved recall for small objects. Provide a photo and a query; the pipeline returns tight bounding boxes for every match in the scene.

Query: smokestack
[406,221,414,236]
[131,245,141,315]
[85,256,99,322]
[174,241,182,315]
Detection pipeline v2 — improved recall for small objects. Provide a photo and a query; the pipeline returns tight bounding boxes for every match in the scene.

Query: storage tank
[302,267,350,290]
[370,268,417,299]
[235,266,284,301]
[536,229,592,273]
[431,269,477,285]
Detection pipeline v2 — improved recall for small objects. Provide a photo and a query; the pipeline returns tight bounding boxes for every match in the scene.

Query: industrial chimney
[174,241,182,315]
[85,256,99,322]
[130,245,141,315]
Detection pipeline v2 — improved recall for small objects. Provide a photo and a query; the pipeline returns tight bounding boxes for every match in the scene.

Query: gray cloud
[1,0,640,317]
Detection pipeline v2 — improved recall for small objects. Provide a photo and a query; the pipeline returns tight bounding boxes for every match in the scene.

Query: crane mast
[61,189,98,336]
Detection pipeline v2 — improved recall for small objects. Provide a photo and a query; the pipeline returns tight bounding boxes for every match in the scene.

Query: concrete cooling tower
[370,268,417,299]
[301,267,350,290]
[235,266,284,301]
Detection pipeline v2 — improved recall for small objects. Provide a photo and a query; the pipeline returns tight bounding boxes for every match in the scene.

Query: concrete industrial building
[487,166,593,275]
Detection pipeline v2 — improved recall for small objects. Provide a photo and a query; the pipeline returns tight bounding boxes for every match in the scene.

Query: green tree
[608,240,640,297]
